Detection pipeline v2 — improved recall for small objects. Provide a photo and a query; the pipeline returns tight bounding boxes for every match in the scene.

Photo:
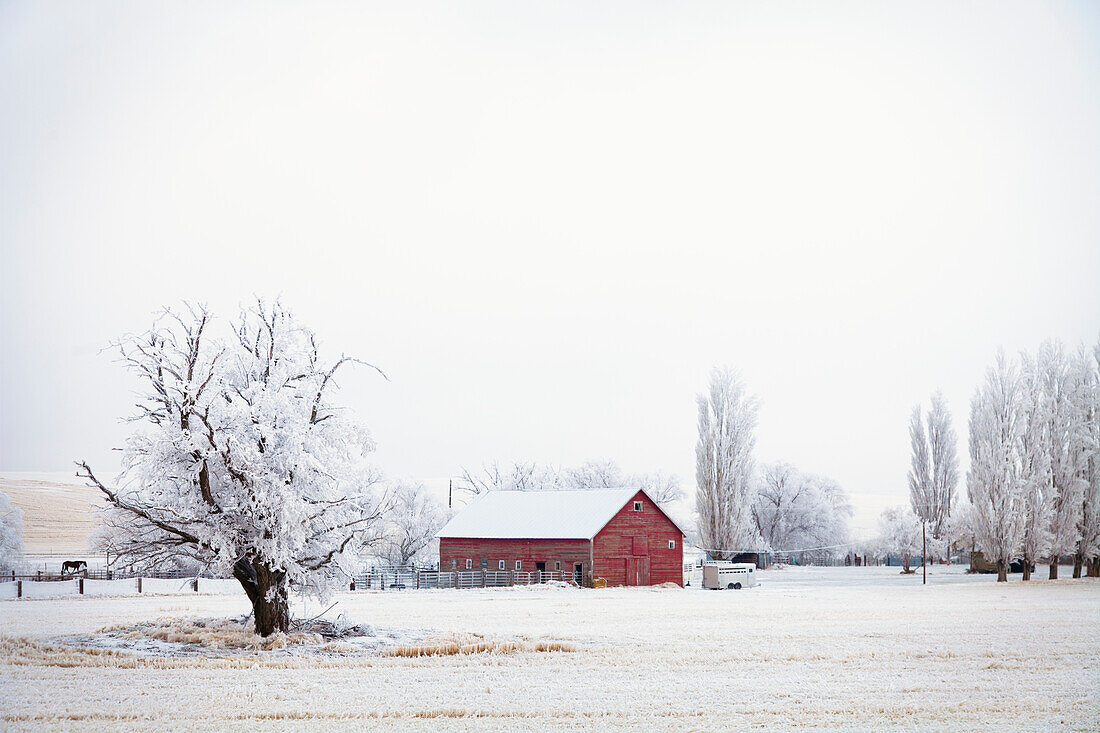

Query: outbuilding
[437,488,686,587]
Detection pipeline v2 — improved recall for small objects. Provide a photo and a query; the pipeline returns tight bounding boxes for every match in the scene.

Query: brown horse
[61,560,87,577]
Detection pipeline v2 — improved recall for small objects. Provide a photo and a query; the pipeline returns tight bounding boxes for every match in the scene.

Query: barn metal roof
[436,487,687,540]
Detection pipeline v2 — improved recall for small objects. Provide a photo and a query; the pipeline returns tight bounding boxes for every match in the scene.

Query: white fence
[0,567,577,601]
[0,577,244,600]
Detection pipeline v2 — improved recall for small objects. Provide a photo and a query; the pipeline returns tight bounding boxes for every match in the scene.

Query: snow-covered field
[1,565,1097,731]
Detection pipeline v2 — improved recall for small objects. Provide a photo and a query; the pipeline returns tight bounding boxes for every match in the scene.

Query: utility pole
[448,479,452,510]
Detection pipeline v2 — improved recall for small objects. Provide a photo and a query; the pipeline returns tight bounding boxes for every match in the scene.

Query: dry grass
[127,617,322,650]
[0,635,366,669]
[383,633,575,657]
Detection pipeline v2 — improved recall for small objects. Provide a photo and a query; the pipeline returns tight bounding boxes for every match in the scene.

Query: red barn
[437,488,686,587]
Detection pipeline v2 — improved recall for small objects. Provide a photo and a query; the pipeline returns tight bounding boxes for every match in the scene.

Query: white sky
[2,2,1099,537]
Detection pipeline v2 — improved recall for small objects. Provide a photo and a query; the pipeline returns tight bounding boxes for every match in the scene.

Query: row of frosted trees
[966,341,1100,581]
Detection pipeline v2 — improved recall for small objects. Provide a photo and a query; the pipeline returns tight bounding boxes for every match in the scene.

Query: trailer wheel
[726,582,734,589]
[733,582,742,590]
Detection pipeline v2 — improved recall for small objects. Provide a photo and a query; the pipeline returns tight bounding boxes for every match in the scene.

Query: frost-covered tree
[78,301,387,635]
[563,460,684,505]
[457,461,565,494]
[927,393,960,539]
[457,459,684,505]
[950,501,980,570]
[751,463,852,561]
[967,352,1026,582]
[1075,340,1100,578]
[908,392,959,580]
[378,481,448,568]
[877,506,922,573]
[1017,352,1053,581]
[907,404,933,578]
[1035,341,1088,579]
[695,367,762,559]
[0,490,24,569]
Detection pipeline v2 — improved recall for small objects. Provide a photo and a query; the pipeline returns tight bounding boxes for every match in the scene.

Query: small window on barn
[669,540,676,550]
[554,561,561,571]
[465,559,472,570]
[515,560,522,570]
[633,501,643,511]
[498,560,505,570]
[451,559,457,569]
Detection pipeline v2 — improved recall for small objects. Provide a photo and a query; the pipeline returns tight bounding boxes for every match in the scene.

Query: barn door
[625,558,650,586]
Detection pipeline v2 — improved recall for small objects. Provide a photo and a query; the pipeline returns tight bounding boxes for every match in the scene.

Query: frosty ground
[0,566,1096,732]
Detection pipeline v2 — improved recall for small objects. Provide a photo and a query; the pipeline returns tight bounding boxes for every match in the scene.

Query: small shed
[437,488,686,586]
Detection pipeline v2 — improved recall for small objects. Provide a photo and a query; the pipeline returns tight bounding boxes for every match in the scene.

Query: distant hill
[1,473,104,557]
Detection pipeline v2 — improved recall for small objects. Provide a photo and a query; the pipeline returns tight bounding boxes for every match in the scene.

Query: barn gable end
[593,490,684,586]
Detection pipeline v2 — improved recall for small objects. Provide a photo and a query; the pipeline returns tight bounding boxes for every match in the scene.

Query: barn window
[515,560,522,570]
[498,560,505,570]
[465,559,472,570]
[633,501,643,511]
[554,561,561,571]
[669,540,676,549]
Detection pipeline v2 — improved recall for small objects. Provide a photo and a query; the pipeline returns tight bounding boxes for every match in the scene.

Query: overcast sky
[2,2,1099,536]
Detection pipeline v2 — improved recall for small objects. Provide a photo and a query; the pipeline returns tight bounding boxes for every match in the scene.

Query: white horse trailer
[701,561,758,590]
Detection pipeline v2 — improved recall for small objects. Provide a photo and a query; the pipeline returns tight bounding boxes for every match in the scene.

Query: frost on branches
[1077,340,1100,578]
[695,366,763,559]
[966,352,1027,582]
[1034,341,1088,579]
[78,302,387,635]
[751,463,852,562]
[377,480,448,568]
[907,392,959,573]
[456,459,684,505]
[0,490,24,569]
[876,506,922,573]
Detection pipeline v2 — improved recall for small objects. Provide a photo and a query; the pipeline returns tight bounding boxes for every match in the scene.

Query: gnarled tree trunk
[996,558,1007,583]
[1089,557,1100,578]
[1072,550,1083,578]
[1049,561,1058,580]
[233,557,290,636]
[1021,555,1031,581]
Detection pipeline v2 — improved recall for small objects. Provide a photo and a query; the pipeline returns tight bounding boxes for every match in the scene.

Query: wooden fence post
[137,577,142,594]
[79,578,84,594]
[16,580,21,598]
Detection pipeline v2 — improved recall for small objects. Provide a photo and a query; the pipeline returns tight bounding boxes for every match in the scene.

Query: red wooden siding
[592,490,683,586]
[439,537,591,581]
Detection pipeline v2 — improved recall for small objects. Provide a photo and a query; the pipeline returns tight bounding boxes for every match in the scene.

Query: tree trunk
[233,557,290,636]
[1021,555,1031,581]
[1072,549,1083,578]
[996,558,1007,583]
[1049,561,1058,580]
[902,553,911,574]
[1089,557,1100,578]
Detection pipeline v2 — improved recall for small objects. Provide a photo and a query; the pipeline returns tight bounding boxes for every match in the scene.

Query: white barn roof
[437,488,685,540]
